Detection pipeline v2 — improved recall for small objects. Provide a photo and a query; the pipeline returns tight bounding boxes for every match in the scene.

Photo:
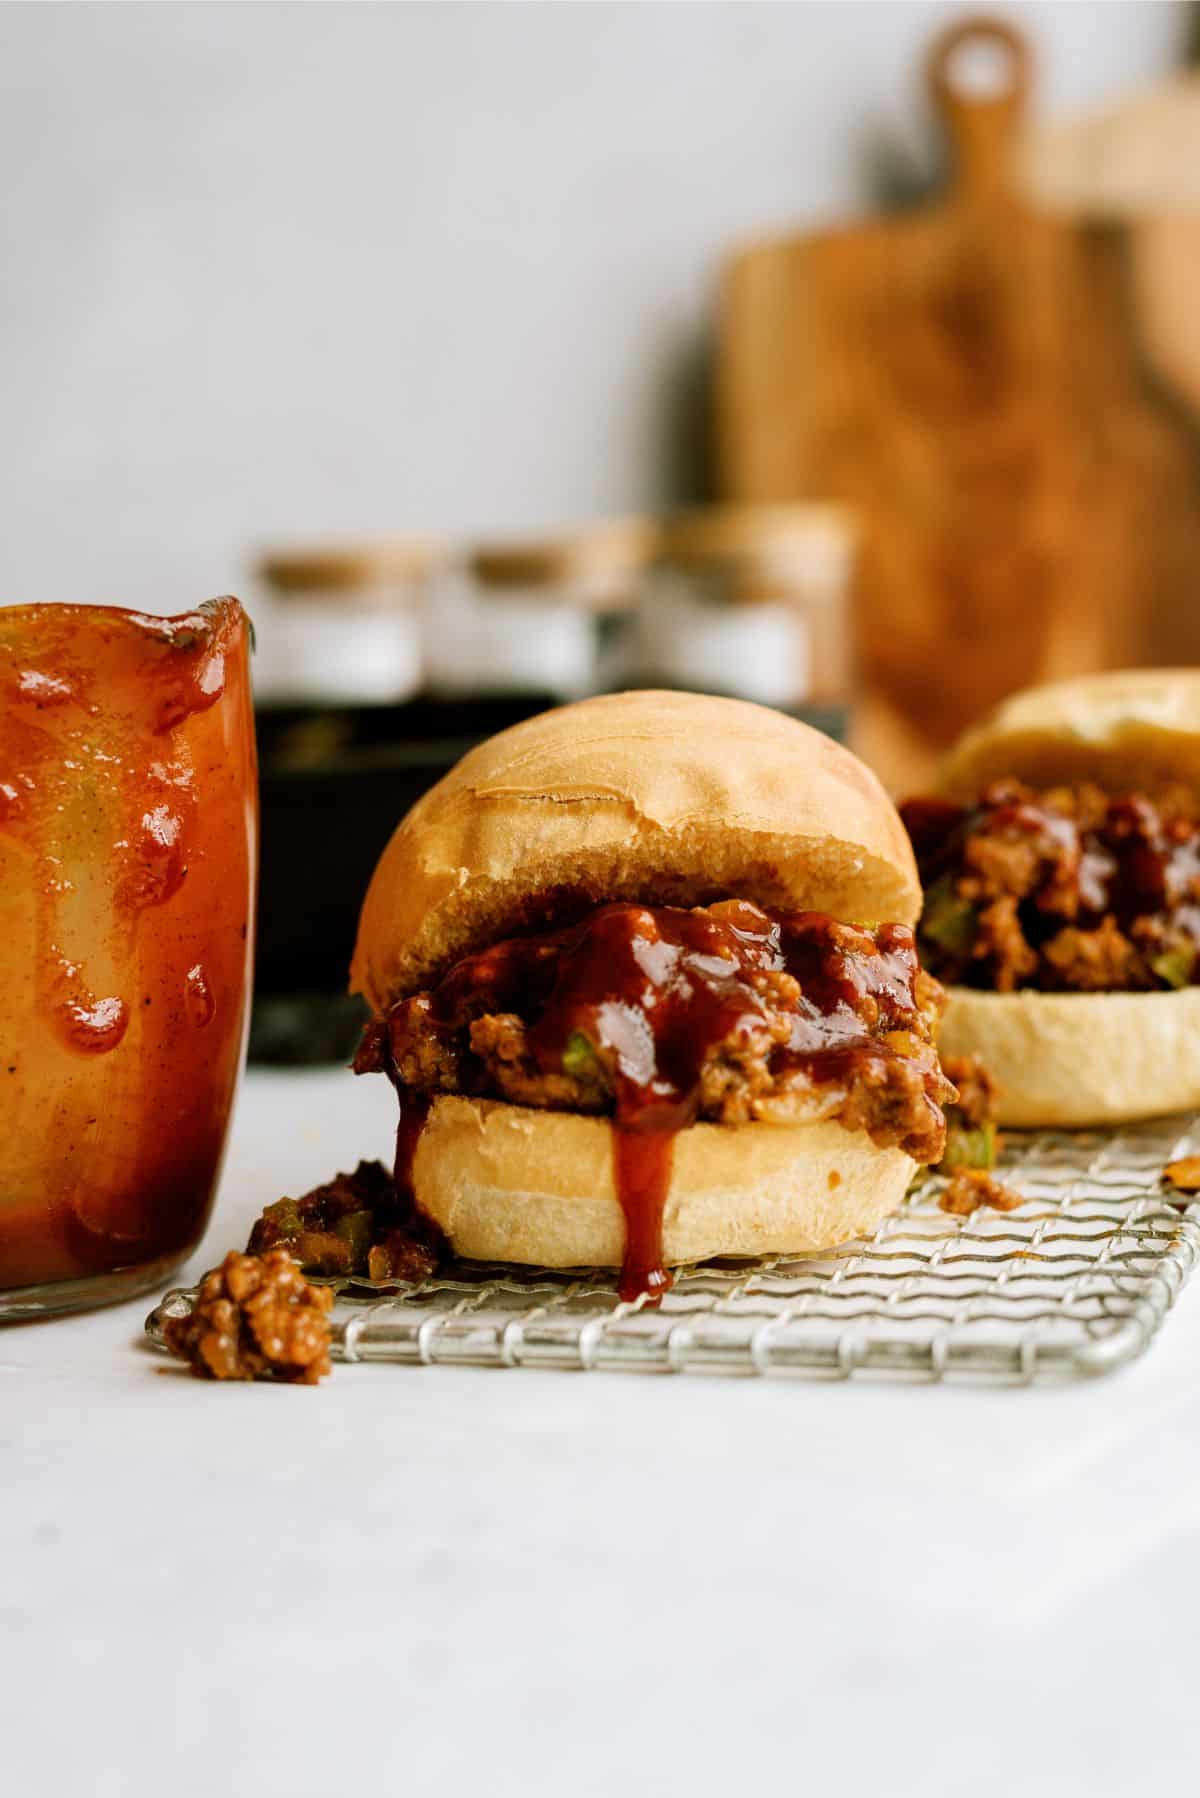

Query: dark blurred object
[247,992,369,1068]
[250,688,846,1064]
[256,537,443,704]
[718,14,1200,792]
[251,693,558,1063]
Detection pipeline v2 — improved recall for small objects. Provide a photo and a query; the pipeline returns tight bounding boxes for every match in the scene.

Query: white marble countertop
[5,1067,1200,1797]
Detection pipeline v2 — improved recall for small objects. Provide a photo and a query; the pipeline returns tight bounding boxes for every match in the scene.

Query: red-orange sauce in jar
[0,598,257,1312]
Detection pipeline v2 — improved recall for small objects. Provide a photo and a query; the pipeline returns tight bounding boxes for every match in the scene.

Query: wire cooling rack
[147,1114,1200,1385]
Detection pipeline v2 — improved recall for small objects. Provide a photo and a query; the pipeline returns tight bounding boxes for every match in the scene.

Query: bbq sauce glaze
[363,900,944,1304]
[901,784,1200,982]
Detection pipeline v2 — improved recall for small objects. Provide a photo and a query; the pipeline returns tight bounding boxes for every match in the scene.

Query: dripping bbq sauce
[357,900,941,1304]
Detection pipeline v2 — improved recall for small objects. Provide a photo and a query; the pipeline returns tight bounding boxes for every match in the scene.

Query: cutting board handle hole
[927,16,1030,110]
[926,15,1031,195]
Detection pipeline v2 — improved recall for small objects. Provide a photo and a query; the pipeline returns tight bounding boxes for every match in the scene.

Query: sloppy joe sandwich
[350,690,954,1300]
[901,670,1200,1128]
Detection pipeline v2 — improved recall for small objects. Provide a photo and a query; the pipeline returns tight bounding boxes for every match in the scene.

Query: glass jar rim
[0,594,248,644]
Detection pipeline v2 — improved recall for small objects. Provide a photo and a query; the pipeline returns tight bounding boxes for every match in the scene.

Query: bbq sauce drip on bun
[351,691,949,1297]
[904,669,1200,1128]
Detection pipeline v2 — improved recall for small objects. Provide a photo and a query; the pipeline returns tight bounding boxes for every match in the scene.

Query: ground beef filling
[162,1250,334,1384]
[356,900,954,1167]
[901,781,1200,994]
[938,1052,1000,1172]
[249,1159,443,1283]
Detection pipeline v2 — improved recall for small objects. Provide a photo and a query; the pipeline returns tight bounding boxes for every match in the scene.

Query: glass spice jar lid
[255,536,445,704]
[469,516,658,611]
[258,536,445,608]
[644,505,858,707]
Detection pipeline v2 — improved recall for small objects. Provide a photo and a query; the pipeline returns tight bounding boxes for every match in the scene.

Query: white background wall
[0,1,1183,614]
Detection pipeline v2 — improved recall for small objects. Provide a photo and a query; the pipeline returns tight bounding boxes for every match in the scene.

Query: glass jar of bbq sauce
[0,597,257,1317]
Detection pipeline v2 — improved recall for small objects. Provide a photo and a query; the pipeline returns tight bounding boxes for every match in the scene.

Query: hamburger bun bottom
[407,1096,916,1269]
[938,984,1200,1128]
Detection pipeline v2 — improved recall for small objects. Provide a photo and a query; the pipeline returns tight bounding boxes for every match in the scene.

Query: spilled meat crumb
[248,1159,443,1283]
[1163,1156,1200,1196]
[939,1169,1023,1217]
[162,1249,333,1383]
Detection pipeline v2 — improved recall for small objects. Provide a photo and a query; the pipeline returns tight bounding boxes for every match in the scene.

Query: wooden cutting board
[717,15,1200,790]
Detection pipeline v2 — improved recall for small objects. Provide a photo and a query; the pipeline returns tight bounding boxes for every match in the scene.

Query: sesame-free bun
[351,689,919,1010]
[933,668,1200,1126]
[939,985,1200,1128]
[409,1097,916,1268]
[939,668,1200,802]
[351,692,924,1275]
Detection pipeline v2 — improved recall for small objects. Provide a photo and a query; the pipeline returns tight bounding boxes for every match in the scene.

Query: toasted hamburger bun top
[351,689,920,1010]
[938,668,1200,801]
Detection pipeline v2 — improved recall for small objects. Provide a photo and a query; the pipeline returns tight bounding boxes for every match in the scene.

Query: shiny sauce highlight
[373,901,937,1304]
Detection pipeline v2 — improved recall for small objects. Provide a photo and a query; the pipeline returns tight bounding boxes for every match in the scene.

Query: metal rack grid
[147,1113,1200,1384]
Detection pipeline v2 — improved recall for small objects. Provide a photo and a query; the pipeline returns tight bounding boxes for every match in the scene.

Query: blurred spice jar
[256,538,443,705]
[634,505,856,711]
[426,520,656,699]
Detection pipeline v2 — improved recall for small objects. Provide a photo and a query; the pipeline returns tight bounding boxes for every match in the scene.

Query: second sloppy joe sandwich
[350,690,953,1300]
[901,669,1200,1128]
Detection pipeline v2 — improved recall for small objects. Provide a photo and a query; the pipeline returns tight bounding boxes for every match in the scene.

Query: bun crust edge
[351,689,919,1010]
[938,668,1200,800]
[409,1096,916,1268]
